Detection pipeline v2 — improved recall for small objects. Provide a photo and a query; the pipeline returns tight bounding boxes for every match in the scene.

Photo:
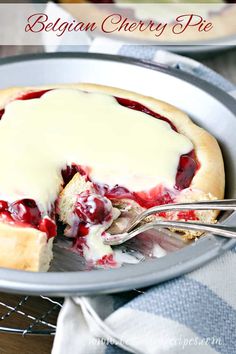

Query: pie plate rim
[0,52,235,296]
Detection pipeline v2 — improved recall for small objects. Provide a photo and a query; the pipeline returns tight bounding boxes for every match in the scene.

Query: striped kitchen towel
[52,249,236,354]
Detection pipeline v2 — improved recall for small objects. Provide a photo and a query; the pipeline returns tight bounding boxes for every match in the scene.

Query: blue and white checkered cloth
[47,4,236,354]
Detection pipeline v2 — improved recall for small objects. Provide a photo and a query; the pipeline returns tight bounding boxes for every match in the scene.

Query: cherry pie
[0,84,224,271]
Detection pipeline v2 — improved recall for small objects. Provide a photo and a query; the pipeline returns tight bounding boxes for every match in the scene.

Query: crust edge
[0,222,53,271]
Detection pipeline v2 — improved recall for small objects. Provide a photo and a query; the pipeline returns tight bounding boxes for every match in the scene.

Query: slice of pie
[0,84,224,271]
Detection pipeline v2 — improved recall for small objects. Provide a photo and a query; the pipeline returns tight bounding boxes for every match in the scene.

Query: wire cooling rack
[0,293,63,335]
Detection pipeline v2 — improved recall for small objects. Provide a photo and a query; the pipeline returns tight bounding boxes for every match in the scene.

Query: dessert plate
[0,52,235,296]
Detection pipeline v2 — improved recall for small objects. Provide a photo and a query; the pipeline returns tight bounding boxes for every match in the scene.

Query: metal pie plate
[0,53,235,296]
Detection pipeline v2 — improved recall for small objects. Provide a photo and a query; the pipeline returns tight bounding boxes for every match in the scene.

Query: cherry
[39,217,57,238]
[73,235,88,254]
[77,223,89,237]
[17,90,50,101]
[0,200,8,212]
[0,198,56,238]
[0,211,13,222]
[116,97,177,131]
[61,164,90,186]
[135,188,174,208]
[96,254,116,267]
[0,109,4,120]
[62,165,79,185]
[9,199,41,227]
[75,191,112,225]
[104,185,133,200]
[176,152,198,191]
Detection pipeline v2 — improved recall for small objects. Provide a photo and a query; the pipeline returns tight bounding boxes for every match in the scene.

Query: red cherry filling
[16,90,50,101]
[176,151,199,191]
[97,183,175,209]
[77,223,89,237]
[0,198,56,238]
[9,199,41,226]
[115,97,177,131]
[177,210,198,221]
[135,189,174,209]
[0,109,4,120]
[69,191,113,253]
[0,90,50,121]
[38,217,57,238]
[61,163,91,186]
[96,254,117,267]
[74,191,113,225]
[0,211,12,222]
[73,235,88,254]
[95,183,178,210]
[0,200,8,212]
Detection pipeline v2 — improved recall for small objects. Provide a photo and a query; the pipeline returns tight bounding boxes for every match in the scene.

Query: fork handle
[104,220,236,246]
[127,199,236,232]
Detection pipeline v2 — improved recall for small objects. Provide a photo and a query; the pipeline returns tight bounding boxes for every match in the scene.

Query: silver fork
[103,199,236,246]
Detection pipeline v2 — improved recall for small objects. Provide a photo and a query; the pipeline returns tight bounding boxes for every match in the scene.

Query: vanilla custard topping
[0,89,193,211]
